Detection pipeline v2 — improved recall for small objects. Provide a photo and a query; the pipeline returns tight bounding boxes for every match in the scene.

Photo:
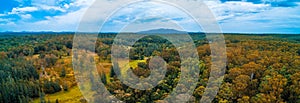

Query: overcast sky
[0,0,299,34]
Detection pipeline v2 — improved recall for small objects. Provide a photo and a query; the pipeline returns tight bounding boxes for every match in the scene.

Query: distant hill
[137,28,188,34]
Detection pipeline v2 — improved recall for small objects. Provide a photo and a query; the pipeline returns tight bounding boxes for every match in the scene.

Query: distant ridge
[1,31,298,35]
[137,28,188,34]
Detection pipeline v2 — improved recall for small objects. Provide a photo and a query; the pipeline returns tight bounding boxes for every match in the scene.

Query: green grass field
[119,59,147,78]
[31,86,84,103]
[31,59,147,103]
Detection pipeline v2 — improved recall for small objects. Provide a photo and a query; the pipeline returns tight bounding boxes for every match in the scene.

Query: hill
[137,28,188,34]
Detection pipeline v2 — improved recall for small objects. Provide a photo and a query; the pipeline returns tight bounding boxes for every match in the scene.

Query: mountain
[137,28,188,34]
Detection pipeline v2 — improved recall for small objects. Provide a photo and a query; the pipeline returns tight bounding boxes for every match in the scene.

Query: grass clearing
[117,59,146,76]
[31,86,83,103]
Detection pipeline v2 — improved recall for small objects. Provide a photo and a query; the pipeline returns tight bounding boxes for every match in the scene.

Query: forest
[0,33,299,103]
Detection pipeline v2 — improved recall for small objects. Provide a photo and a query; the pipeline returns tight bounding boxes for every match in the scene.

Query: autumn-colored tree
[241,62,264,79]
[255,73,287,103]
[227,67,242,82]
[216,83,234,102]
[237,96,250,103]
[288,72,300,102]
[233,75,250,99]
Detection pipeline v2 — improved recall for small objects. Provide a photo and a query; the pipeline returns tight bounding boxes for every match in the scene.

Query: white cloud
[0,21,16,28]
[1,0,270,32]
[0,0,96,31]
[71,0,94,7]
[64,4,70,9]
[9,7,38,14]
[6,6,87,31]
[0,14,6,17]
[31,0,57,6]
[205,1,270,21]
[99,1,202,32]
[20,14,32,19]
[0,18,10,22]
[1,0,300,33]
[37,5,67,12]
[219,4,300,33]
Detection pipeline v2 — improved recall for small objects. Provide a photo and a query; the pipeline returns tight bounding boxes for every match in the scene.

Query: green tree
[60,67,66,77]
[40,91,46,103]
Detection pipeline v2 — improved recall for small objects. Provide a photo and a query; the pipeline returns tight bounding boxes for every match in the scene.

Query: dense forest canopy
[0,33,299,103]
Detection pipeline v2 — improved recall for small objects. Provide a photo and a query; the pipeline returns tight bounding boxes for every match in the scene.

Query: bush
[43,81,61,94]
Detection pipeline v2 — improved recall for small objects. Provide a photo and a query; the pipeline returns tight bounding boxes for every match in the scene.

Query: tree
[110,66,116,78]
[288,72,300,102]
[60,68,66,77]
[241,62,264,79]
[227,67,242,82]
[257,73,287,103]
[111,62,120,78]
[45,54,58,67]
[138,62,147,69]
[237,96,250,103]
[233,75,250,98]
[43,80,62,94]
[216,83,234,102]
[40,91,46,103]
[101,74,107,85]
[63,83,69,91]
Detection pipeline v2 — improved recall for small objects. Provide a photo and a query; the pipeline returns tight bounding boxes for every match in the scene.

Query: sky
[0,0,299,34]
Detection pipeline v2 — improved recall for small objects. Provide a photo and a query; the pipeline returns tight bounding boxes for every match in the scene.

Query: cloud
[219,3,300,33]
[71,0,94,7]
[106,2,186,23]
[221,0,300,7]
[0,0,92,31]
[37,5,67,12]
[205,1,270,21]
[97,1,203,32]
[31,0,56,6]
[9,7,38,14]
[0,18,10,22]
[0,0,300,33]
[20,14,32,19]
[99,0,271,32]
[64,4,70,9]
[261,0,299,7]
[0,14,6,17]
[1,4,88,31]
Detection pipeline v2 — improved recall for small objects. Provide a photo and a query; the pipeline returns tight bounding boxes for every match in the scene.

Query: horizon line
[0,31,299,35]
